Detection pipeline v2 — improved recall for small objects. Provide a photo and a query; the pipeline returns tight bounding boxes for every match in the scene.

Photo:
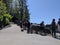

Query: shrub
[3,13,12,25]
[5,18,10,25]
[0,15,3,21]
[3,13,12,21]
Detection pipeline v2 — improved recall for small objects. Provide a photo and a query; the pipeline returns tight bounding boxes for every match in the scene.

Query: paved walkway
[0,24,60,45]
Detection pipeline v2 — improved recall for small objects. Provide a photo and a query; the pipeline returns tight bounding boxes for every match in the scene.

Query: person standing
[40,21,46,35]
[24,21,28,30]
[27,20,30,33]
[30,23,33,34]
[57,18,60,33]
[20,20,24,32]
[51,19,56,38]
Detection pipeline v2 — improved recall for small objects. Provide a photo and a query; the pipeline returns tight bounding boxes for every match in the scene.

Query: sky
[27,0,60,24]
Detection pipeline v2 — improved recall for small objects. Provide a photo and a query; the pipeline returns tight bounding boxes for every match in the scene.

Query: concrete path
[0,24,60,45]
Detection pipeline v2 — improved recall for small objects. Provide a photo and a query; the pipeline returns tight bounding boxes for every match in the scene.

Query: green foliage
[3,14,12,21]
[0,1,7,15]
[14,0,19,14]
[5,18,10,24]
[3,14,12,24]
[3,13,12,24]
[0,0,6,21]
[0,1,12,25]
[20,8,23,20]
[2,0,30,22]
[25,8,30,21]
[0,15,3,21]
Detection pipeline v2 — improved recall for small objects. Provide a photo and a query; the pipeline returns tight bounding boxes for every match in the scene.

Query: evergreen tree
[18,0,30,21]
[0,0,6,18]
[0,0,12,26]
[2,0,30,21]
[25,6,30,21]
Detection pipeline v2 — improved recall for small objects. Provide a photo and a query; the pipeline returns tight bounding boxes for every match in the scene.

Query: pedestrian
[24,21,28,30]
[30,23,33,34]
[57,18,60,33]
[51,19,56,38]
[40,21,46,35]
[27,20,30,33]
[20,20,24,32]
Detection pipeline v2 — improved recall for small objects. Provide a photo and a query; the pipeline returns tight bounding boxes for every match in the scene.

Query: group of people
[20,20,30,33]
[51,18,60,38]
[19,18,60,38]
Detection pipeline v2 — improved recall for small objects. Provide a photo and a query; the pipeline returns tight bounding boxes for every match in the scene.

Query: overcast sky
[28,0,60,24]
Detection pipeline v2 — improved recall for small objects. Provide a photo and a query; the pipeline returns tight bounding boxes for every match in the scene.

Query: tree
[0,0,6,15]
[2,0,30,22]
[0,0,12,26]
[18,0,30,21]
[3,0,13,14]
[13,0,19,17]
[0,0,7,21]
[25,6,30,21]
